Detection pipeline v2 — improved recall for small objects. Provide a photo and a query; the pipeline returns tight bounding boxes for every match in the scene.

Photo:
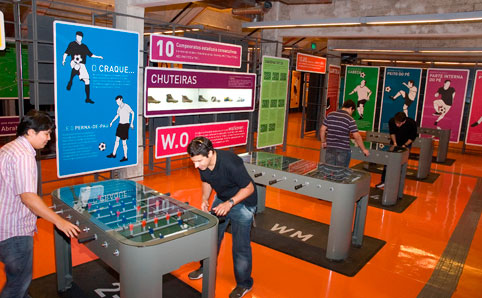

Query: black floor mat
[29,259,200,298]
[352,162,440,183]
[409,152,455,166]
[367,187,417,213]
[246,208,386,277]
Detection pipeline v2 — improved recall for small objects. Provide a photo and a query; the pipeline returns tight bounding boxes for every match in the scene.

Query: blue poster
[54,21,139,177]
[379,67,422,133]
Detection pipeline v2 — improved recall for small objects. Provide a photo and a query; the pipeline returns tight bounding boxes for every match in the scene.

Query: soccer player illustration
[471,115,482,127]
[348,79,372,120]
[62,31,103,104]
[433,80,456,126]
[390,80,417,116]
[106,95,134,162]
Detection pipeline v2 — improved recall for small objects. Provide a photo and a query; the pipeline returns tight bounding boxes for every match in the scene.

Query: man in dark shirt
[376,112,418,189]
[62,31,103,104]
[186,137,257,298]
[433,80,456,126]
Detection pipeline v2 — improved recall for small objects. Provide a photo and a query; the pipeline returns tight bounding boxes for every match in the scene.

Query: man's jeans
[0,236,33,298]
[212,197,255,289]
[325,147,351,168]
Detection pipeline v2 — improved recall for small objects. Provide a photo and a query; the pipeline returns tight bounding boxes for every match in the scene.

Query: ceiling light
[243,11,482,29]
[332,48,414,53]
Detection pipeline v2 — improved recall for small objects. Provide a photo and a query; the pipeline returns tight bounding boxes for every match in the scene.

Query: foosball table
[51,179,218,298]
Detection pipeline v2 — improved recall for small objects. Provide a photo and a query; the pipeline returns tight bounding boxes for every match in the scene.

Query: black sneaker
[106,153,116,158]
[375,182,385,189]
[66,81,72,90]
[229,286,252,298]
[188,267,203,280]
[85,98,94,104]
[120,157,128,162]
[471,122,479,127]
[390,96,395,101]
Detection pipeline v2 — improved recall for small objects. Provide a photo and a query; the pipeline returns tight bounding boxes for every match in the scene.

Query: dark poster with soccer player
[54,21,139,177]
[420,68,469,142]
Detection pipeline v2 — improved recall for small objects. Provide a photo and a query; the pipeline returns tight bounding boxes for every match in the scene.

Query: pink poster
[326,65,340,115]
[155,120,248,158]
[150,35,242,68]
[465,70,482,146]
[421,68,469,142]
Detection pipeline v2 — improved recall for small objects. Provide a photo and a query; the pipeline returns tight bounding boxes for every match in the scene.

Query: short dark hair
[16,110,55,137]
[115,95,123,101]
[408,80,414,85]
[444,79,451,83]
[187,136,213,157]
[76,31,83,37]
[342,99,356,110]
[394,111,407,123]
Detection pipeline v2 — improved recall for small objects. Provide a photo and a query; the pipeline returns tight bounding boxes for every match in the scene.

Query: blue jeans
[212,197,255,289]
[325,147,351,168]
[0,236,33,298]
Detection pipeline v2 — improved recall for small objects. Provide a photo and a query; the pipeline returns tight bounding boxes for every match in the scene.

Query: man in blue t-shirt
[186,137,256,298]
[321,99,369,167]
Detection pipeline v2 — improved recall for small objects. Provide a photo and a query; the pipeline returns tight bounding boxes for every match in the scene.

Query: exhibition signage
[144,67,256,117]
[155,120,249,158]
[289,71,301,109]
[296,52,326,74]
[421,68,469,142]
[343,65,380,131]
[0,44,29,98]
[257,56,290,149]
[465,69,482,147]
[379,67,422,133]
[0,116,19,136]
[326,65,341,115]
[54,21,139,177]
[150,34,242,68]
[0,11,5,50]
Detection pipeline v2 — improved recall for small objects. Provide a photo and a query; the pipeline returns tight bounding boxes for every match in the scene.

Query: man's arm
[352,132,370,156]
[201,182,213,212]
[91,54,103,59]
[213,182,254,216]
[62,53,68,65]
[390,133,397,146]
[20,193,80,238]
[130,110,135,128]
[320,124,328,148]
[110,114,119,127]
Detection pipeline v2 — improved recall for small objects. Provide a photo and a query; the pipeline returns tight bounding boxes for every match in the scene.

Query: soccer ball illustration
[73,54,82,64]
[360,72,366,78]
[385,86,391,92]
[98,142,106,151]
[438,106,447,114]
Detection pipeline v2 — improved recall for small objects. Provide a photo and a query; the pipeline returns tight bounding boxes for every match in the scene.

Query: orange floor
[1,112,482,298]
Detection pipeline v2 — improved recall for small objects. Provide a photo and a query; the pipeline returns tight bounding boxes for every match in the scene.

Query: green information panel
[0,43,29,99]
[343,65,379,131]
[257,56,289,148]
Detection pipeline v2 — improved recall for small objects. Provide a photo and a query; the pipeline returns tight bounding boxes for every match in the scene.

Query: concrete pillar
[261,1,284,57]
[115,0,145,181]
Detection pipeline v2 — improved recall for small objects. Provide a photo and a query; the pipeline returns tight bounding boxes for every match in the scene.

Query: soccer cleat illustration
[198,95,208,102]
[211,96,220,102]
[182,95,193,103]
[224,97,233,102]
[148,96,160,103]
[236,97,245,102]
[166,94,178,103]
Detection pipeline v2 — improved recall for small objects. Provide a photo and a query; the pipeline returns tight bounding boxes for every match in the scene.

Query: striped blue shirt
[322,110,358,151]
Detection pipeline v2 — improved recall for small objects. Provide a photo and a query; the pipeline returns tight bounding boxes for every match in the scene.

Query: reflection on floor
[1,112,481,298]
